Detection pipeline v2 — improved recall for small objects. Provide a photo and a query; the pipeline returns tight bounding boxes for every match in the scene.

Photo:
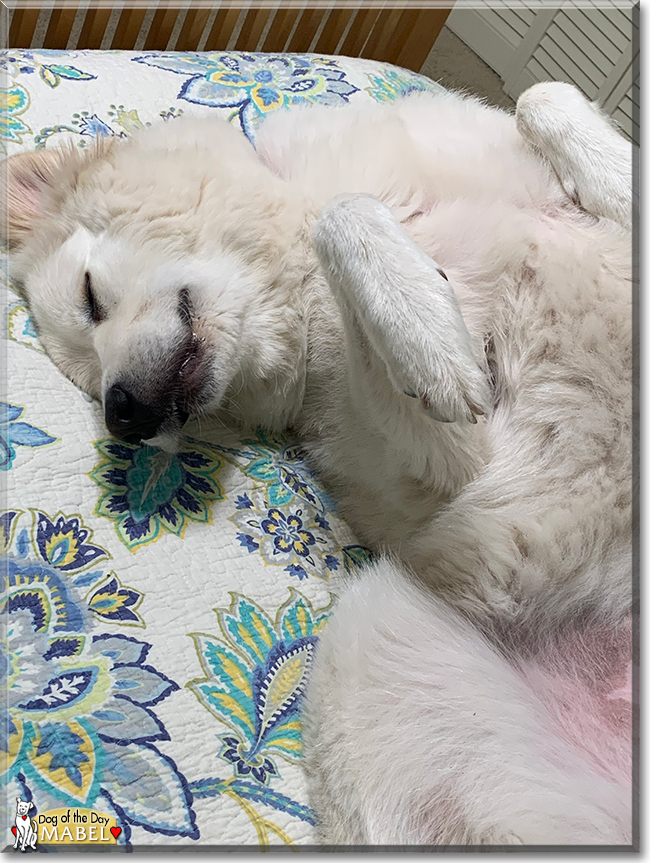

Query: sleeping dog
[2,81,634,845]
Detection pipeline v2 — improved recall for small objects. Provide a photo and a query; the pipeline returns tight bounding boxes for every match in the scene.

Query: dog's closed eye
[84,271,104,325]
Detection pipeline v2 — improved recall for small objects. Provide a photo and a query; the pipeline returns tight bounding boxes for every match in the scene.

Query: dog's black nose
[104,384,167,444]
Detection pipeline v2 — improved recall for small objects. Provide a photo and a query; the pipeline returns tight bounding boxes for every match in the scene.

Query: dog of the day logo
[11,799,121,850]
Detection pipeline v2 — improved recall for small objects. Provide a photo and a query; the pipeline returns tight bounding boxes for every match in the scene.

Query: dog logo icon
[11,798,37,852]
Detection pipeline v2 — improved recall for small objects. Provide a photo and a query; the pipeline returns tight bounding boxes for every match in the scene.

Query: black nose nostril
[105,383,166,442]
[111,386,133,421]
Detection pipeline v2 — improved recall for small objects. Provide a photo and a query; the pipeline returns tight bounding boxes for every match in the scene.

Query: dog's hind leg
[314,194,491,427]
[515,82,634,230]
[303,557,631,846]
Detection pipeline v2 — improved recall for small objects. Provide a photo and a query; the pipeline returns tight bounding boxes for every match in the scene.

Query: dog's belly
[519,620,632,786]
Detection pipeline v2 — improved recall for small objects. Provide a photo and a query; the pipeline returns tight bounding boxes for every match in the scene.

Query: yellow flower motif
[1,90,26,111]
[44,529,81,570]
[113,106,144,134]
[0,84,31,148]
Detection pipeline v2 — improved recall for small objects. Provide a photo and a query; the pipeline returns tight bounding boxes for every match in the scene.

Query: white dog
[13,798,37,851]
[2,81,633,846]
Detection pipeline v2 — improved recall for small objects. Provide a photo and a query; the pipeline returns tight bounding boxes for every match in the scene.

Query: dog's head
[15,798,33,816]
[2,119,307,448]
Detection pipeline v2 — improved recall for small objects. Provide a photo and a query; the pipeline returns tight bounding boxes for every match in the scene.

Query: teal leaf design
[230,779,315,823]
[189,776,315,824]
[44,64,96,81]
[90,439,224,551]
[34,124,78,148]
[188,590,332,784]
[40,64,96,88]
[0,83,31,145]
[221,598,276,668]
[280,595,327,644]
[190,635,256,739]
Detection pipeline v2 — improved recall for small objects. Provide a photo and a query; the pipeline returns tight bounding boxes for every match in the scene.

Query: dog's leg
[516,82,634,230]
[304,558,631,846]
[314,194,490,426]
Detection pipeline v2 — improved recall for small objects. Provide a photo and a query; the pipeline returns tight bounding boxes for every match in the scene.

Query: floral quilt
[0,49,444,849]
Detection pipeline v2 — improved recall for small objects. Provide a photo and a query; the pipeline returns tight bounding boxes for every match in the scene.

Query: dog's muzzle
[105,384,189,444]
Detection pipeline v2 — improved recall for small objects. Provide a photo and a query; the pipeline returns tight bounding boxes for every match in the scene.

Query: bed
[1,46,445,848]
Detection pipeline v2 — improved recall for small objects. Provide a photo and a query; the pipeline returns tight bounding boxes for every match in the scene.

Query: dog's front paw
[315,195,490,425]
[395,342,489,425]
[403,376,487,425]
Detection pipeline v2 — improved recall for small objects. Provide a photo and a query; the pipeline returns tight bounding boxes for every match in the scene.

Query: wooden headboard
[4,3,452,73]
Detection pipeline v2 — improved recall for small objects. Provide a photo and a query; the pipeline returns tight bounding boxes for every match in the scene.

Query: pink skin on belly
[519,620,632,786]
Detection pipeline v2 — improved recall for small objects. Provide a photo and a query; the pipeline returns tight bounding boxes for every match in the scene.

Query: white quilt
[0,48,444,849]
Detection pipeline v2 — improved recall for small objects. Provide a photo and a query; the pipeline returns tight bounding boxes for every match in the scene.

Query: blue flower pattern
[0,403,56,470]
[0,510,197,842]
[188,590,331,830]
[134,52,360,141]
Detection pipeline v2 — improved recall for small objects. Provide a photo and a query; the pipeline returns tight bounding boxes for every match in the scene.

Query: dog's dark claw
[464,394,485,419]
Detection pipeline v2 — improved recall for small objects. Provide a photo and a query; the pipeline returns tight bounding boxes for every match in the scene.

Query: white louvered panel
[560,0,633,42]
[511,6,537,35]
[530,43,600,100]
[480,9,523,47]
[501,10,529,40]
[607,6,634,44]
[508,4,634,105]
[447,5,537,78]
[555,10,620,78]
[450,1,635,145]
[617,93,633,121]
[526,56,554,88]
[611,84,638,146]
[612,96,633,141]
[543,27,610,94]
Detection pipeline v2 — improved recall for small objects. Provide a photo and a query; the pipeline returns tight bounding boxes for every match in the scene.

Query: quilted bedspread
[1,49,444,849]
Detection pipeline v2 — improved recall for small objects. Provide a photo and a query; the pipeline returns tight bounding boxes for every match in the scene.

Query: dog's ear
[1,148,69,248]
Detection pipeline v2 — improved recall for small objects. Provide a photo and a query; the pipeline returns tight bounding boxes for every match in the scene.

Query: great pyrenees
[2,80,634,846]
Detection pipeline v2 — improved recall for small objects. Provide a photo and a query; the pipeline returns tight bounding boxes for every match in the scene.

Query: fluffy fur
[2,82,634,845]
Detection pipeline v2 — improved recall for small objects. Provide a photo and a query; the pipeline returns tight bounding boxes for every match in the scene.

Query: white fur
[3,82,633,845]
[304,560,630,846]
